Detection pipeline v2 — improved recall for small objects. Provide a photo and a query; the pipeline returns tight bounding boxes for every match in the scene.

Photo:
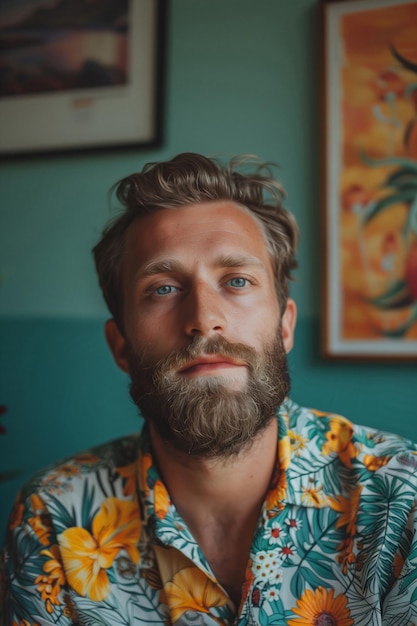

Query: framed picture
[322,0,417,359]
[0,0,165,156]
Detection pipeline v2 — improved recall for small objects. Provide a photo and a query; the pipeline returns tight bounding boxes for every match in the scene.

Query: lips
[178,355,247,376]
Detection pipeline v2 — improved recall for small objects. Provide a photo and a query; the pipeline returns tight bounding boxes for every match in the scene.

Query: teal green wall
[0,0,415,538]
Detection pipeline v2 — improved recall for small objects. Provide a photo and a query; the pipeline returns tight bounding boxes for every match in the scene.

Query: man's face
[106,200,296,456]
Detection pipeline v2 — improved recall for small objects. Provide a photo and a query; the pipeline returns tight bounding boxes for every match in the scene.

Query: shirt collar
[136,397,326,531]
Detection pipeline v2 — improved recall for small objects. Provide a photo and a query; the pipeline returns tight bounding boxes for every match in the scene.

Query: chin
[193,371,248,389]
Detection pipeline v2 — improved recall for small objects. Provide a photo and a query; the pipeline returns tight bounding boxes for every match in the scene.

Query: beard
[126,333,290,458]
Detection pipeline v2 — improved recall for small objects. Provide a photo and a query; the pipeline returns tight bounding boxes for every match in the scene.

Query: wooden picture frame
[0,0,165,157]
[321,0,417,360]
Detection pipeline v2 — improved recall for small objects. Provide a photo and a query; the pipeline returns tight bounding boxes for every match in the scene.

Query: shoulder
[7,432,143,536]
[2,434,145,622]
[282,398,416,453]
[280,398,417,492]
[24,432,141,494]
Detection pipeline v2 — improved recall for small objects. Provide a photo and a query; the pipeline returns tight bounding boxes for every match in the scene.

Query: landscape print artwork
[325,0,417,358]
[0,0,158,154]
[0,0,129,98]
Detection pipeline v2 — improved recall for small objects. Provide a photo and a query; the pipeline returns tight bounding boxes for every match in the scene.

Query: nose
[183,281,227,338]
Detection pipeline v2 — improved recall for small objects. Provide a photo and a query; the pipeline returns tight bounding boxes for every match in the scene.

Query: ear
[104,319,131,374]
[280,298,297,353]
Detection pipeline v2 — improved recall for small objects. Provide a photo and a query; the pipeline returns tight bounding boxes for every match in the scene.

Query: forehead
[123,200,272,269]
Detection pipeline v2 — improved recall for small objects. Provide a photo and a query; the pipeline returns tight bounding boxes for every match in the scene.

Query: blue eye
[228,277,248,288]
[155,285,177,295]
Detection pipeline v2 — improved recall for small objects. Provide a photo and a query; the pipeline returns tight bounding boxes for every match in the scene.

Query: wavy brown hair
[93,153,299,330]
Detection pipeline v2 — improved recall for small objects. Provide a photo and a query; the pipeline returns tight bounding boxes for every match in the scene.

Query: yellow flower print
[279,435,291,471]
[35,545,65,613]
[288,430,308,457]
[363,454,390,471]
[322,417,359,468]
[164,566,230,624]
[288,586,353,626]
[301,479,327,507]
[116,462,137,497]
[59,497,140,601]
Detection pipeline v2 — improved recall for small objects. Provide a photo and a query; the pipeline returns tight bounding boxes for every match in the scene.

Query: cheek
[129,313,180,359]
[236,313,279,348]
[249,295,279,327]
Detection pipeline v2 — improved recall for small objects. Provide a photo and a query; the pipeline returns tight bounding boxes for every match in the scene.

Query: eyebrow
[139,259,185,278]
[137,254,266,280]
[216,254,266,270]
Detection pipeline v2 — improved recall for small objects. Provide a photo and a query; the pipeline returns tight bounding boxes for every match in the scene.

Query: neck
[149,418,279,607]
[149,417,278,523]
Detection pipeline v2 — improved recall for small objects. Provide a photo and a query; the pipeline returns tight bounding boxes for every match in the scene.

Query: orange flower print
[241,565,255,608]
[322,417,359,468]
[116,462,137,497]
[288,586,353,626]
[29,515,54,547]
[55,464,80,478]
[73,452,100,465]
[35,545,65,613]
[164,566,230,624]
[138,450,153,498]
[12,621,41,626]
[363,454,390,471]
[266,438,289,512]
[30,494,46,510]
[59,497,140,601]
[28,494,54,546]
[329,485,362,537]
[329,485,362,574]
[266,470,287,513]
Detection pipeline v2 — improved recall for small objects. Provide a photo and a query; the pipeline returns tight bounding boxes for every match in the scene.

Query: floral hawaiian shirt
[2,398,417,626]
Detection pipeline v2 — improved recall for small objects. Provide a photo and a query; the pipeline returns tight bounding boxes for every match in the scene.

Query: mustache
[149,336,259,377]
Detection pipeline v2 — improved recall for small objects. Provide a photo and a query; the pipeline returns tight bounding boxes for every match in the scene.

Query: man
[2,153,417,625]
